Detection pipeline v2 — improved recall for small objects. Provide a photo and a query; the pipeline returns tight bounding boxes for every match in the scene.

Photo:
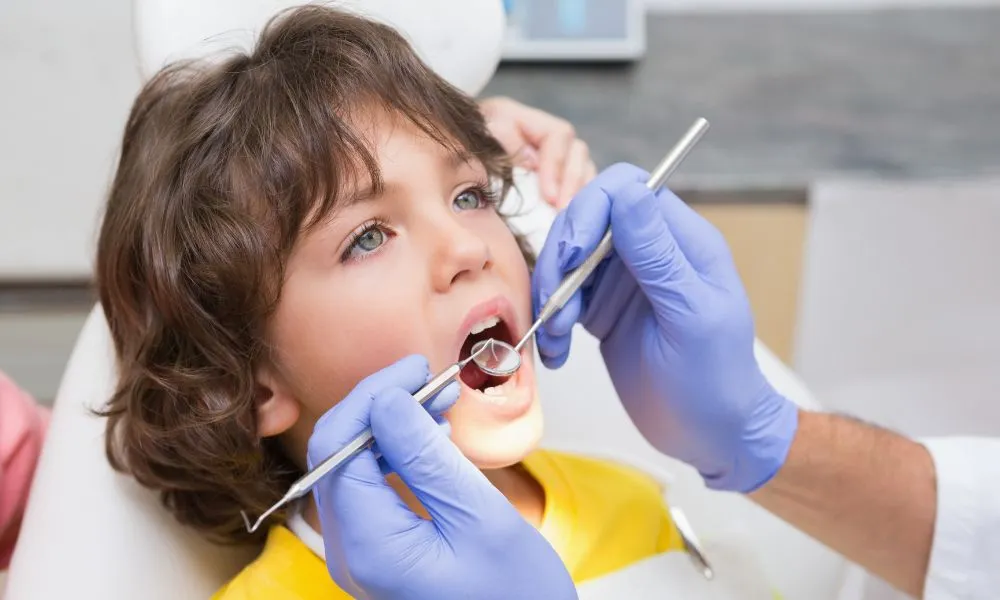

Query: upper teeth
[469,315,500,335]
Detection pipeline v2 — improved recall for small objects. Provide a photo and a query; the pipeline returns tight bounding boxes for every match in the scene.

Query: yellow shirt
[213,450,685,599]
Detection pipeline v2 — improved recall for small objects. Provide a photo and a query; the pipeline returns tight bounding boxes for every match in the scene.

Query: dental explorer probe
[501,117,711,363]
[241,342,494,534]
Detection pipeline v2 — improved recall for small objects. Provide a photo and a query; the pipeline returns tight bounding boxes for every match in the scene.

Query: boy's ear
[254,364,300,438]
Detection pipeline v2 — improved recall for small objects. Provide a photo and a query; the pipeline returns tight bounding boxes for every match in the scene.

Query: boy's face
[259,114,542,469]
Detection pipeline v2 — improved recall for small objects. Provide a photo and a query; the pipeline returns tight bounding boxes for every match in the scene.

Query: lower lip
[458,347,533,420]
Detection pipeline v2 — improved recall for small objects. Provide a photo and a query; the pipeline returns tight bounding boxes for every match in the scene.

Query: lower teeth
[480,385,508,403]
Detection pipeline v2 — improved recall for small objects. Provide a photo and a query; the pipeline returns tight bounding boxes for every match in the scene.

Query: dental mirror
[470,338,521,376]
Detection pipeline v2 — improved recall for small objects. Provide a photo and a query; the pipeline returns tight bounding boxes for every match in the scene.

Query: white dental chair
[6,2,847,598]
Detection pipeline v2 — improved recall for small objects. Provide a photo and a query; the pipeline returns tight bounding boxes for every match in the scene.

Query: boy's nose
[429,216,491,291]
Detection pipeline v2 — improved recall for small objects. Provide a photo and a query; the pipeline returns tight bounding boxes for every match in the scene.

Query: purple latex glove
[308,355,576,600]
[532,163,799,493]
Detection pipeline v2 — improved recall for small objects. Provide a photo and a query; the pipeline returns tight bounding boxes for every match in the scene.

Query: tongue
[460,360,489,389]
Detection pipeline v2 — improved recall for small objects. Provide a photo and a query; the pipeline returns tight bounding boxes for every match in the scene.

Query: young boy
[95,6,685,597]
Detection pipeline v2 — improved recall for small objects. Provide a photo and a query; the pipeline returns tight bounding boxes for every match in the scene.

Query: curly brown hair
[95,5,517,545]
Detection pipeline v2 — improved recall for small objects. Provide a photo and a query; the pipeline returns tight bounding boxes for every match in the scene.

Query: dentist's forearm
[750,411,936,598]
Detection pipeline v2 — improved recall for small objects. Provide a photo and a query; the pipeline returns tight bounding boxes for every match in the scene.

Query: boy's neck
[301,463,545,534]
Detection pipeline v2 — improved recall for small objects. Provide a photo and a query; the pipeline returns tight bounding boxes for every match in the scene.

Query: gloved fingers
[309,391,428,566]
[655,189,739,284]
[307,354,447,480]
[532,166,646,357]
[370,385,510,533]
[534,160,649,296]
[419,379,460,419]
[352,354,430,399]
[608,180,701,322]
[557,163,649,270]
[545,245,614,340]
[377,413,452,475]
[532,210,578,366]
[539,286,582,339]
[536,328,572,369]
[307,354,449,541]
[577,254,638,341]
[533,210,569,302]
[586,161,733,284]
[434,412,453,438]
[532,282,582,364]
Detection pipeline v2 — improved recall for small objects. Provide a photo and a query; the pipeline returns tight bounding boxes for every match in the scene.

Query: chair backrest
[5,304,258,599]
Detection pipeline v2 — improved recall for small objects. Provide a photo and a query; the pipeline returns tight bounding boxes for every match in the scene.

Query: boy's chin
[449,403,544,470]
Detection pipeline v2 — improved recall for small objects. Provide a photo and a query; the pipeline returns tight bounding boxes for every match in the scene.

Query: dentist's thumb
[368,385,579,600]
[609,182,700,320]
[369,386,505,530]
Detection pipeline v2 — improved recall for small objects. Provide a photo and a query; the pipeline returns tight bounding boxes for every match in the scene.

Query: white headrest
[5,306,256,599]
[132,0,507,96]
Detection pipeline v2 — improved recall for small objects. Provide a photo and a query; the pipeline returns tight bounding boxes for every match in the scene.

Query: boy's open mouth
[459,315,516,392]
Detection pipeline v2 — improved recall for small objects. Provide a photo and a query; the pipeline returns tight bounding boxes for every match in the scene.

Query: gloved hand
[308,355,577,600]
[532,163,799,493]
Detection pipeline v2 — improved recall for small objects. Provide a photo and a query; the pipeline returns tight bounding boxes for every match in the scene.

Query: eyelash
[341,218,389,263]
[339,182,500,263]
[465,181,502,210]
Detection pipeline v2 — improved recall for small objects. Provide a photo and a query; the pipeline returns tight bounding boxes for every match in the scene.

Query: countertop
[483,7,1000,190]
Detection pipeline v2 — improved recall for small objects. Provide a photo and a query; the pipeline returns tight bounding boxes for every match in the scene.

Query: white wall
[0,0,140,280]
[3,0,1000,281]
[795,178,1000,440]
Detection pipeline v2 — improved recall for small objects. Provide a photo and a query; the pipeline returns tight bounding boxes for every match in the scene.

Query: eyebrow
[448,150,477,170]
[343,149,478,208]
[345,183,381,208]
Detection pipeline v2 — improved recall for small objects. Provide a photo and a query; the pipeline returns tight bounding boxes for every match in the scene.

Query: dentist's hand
[532,164,799,493]
[308,355,576,600]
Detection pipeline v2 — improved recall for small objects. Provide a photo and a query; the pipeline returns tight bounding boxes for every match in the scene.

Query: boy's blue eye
[454,188,485,211]
[344,224,387,261]
[355,228,385,251]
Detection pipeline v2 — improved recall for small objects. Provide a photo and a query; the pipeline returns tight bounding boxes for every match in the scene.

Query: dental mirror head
[470,338,521,376]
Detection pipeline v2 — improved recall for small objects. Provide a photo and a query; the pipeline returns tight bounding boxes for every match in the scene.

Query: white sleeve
[920,437,1000,599]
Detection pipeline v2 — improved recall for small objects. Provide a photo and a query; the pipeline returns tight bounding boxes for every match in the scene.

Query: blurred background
[5,0,999,439]
[1,0,999,597]
[2,0,999,460]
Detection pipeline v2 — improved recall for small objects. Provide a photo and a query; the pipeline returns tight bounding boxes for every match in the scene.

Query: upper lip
[453,295,522,362]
